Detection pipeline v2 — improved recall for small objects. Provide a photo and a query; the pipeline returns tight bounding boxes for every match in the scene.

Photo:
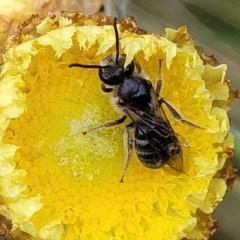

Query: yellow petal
[38,220,64,240]
[0,13,235,240]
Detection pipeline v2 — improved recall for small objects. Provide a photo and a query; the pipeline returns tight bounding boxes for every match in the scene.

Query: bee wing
[123,107,170,143]
[123,106,183,172]
[149,86,172,127]
[165,150,184,173]
[150,86,184,172]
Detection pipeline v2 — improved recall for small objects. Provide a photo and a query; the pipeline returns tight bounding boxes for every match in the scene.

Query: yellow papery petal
[121,36,146,67]
[203,64,229,100]
[0,13,235,240]
[8,195,43,220]
[18,220,36,237]
[0,144,18,175]
[200,178,227,214]
[0,169,27,199]
[37,27,75,58]
[38,220,64,240]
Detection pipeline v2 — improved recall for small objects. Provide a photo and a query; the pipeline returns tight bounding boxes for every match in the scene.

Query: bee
[69,17,202,182]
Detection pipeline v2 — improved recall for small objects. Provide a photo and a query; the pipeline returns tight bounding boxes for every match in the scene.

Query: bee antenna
[69,19,119,69]
[68,63,110,69]
[113,17,119,65]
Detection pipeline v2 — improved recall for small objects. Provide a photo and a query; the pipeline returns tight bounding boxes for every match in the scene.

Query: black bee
[69,17,201,182]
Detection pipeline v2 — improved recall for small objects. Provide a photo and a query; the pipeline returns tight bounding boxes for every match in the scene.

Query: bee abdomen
[135,138,163,168]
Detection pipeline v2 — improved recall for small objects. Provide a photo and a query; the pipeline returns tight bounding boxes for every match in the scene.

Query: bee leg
[119,122,135,182]
[158,98,203,129]
[83,115,127,135]
[155,60,163,97]
[155,79,162,98]
[101,83,113,92]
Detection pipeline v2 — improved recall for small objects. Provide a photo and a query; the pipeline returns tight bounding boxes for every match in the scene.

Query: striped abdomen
[135,127,165,168]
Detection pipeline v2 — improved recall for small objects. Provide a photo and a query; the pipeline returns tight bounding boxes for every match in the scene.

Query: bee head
[68,18,134,86]
[99,54,134,85]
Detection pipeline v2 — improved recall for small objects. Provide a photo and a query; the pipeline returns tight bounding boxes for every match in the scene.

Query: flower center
[2,48,166,230]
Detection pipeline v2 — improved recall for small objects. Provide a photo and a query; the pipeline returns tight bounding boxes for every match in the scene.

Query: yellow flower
[0,12,237,240]
[0,0,102,51]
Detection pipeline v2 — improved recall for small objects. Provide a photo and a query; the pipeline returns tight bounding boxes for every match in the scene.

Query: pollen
[0,12,236,240]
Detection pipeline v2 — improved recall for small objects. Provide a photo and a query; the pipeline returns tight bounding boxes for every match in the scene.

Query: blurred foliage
[183,1,240,49]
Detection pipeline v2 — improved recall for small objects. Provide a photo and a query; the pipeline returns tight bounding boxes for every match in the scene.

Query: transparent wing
[122,105,183,172]
[149,86,184,172]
